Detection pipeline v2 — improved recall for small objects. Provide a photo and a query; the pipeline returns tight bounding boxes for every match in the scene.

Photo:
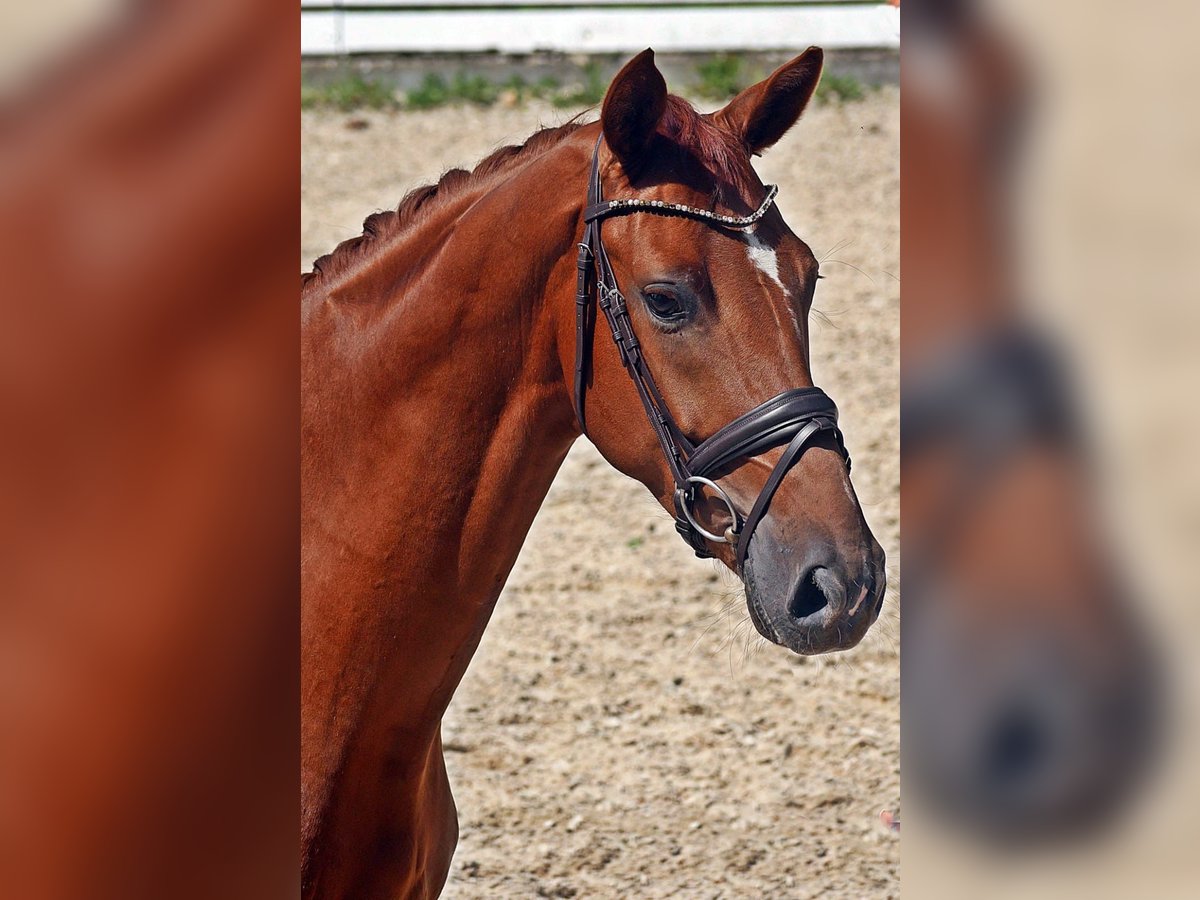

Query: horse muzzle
[742,524,886,655]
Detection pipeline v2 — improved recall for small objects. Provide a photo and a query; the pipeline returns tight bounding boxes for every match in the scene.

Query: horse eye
[642,287,686,322]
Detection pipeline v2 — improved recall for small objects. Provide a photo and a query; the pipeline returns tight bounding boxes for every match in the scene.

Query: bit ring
[681,476,742,544]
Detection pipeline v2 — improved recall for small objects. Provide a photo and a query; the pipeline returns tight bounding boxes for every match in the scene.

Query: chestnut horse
[302,49,885,898]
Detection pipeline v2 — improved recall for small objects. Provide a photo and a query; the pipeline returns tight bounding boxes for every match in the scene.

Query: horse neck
[302,141,588,733]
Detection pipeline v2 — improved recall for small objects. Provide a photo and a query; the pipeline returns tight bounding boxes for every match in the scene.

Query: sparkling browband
[583,184,778,230]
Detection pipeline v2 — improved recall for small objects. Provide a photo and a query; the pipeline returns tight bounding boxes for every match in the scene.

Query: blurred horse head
[902,5,1160,842]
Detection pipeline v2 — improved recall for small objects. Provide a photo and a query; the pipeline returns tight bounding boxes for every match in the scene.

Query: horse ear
[715,47,824,155]
[601,49,668,174]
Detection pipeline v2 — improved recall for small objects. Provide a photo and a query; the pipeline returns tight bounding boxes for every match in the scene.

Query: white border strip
[301,1,877,7]
[301,6,900,55]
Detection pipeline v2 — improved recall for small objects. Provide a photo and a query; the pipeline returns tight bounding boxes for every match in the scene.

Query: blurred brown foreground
[0,3,297,898]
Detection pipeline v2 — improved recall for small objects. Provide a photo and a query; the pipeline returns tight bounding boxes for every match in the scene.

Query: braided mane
[302,95,751,289]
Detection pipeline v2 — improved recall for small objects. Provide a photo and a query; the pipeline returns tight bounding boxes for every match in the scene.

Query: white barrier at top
[299,2,901,56]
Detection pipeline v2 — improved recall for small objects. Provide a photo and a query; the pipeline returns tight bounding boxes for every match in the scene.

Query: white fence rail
[300,1,900,56]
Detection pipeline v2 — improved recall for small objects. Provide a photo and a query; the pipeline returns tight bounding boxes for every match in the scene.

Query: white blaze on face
[744,230,788,297]
[745,228,802,337]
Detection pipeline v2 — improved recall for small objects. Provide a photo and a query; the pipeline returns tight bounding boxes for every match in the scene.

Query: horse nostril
[982,704,1049,791]
[788,567,835,620]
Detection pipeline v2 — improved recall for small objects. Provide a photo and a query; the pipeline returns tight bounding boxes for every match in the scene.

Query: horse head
[566,50,885,655]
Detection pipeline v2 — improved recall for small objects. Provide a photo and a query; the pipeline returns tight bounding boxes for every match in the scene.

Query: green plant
[450,72,498,105]
[300,62,615,113]
[533,75,561,98]
[502,73,529,96]
[405,73,450,109]
[551,62,607,109]
[404,71,503,108]
[300,63,877,115]
[694,54,748,100]
[301,72,396,112]
[816,73,866,105]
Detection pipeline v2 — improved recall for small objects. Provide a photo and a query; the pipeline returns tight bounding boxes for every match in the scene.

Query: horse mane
[302,94,751,288]
[659,94,753,194]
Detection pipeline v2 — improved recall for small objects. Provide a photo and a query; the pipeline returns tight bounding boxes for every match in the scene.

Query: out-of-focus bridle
[573,137,851,571]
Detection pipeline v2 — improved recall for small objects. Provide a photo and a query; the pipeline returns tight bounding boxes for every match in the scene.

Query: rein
[573,137,851,571]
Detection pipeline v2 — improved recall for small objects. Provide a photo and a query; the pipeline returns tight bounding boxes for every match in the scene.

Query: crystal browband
[583,184,778,231]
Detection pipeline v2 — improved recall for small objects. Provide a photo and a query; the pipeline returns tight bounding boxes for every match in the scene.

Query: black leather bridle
[573,137,851,571]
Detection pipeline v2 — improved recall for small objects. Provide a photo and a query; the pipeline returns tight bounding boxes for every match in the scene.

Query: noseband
[573,137,851,571]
